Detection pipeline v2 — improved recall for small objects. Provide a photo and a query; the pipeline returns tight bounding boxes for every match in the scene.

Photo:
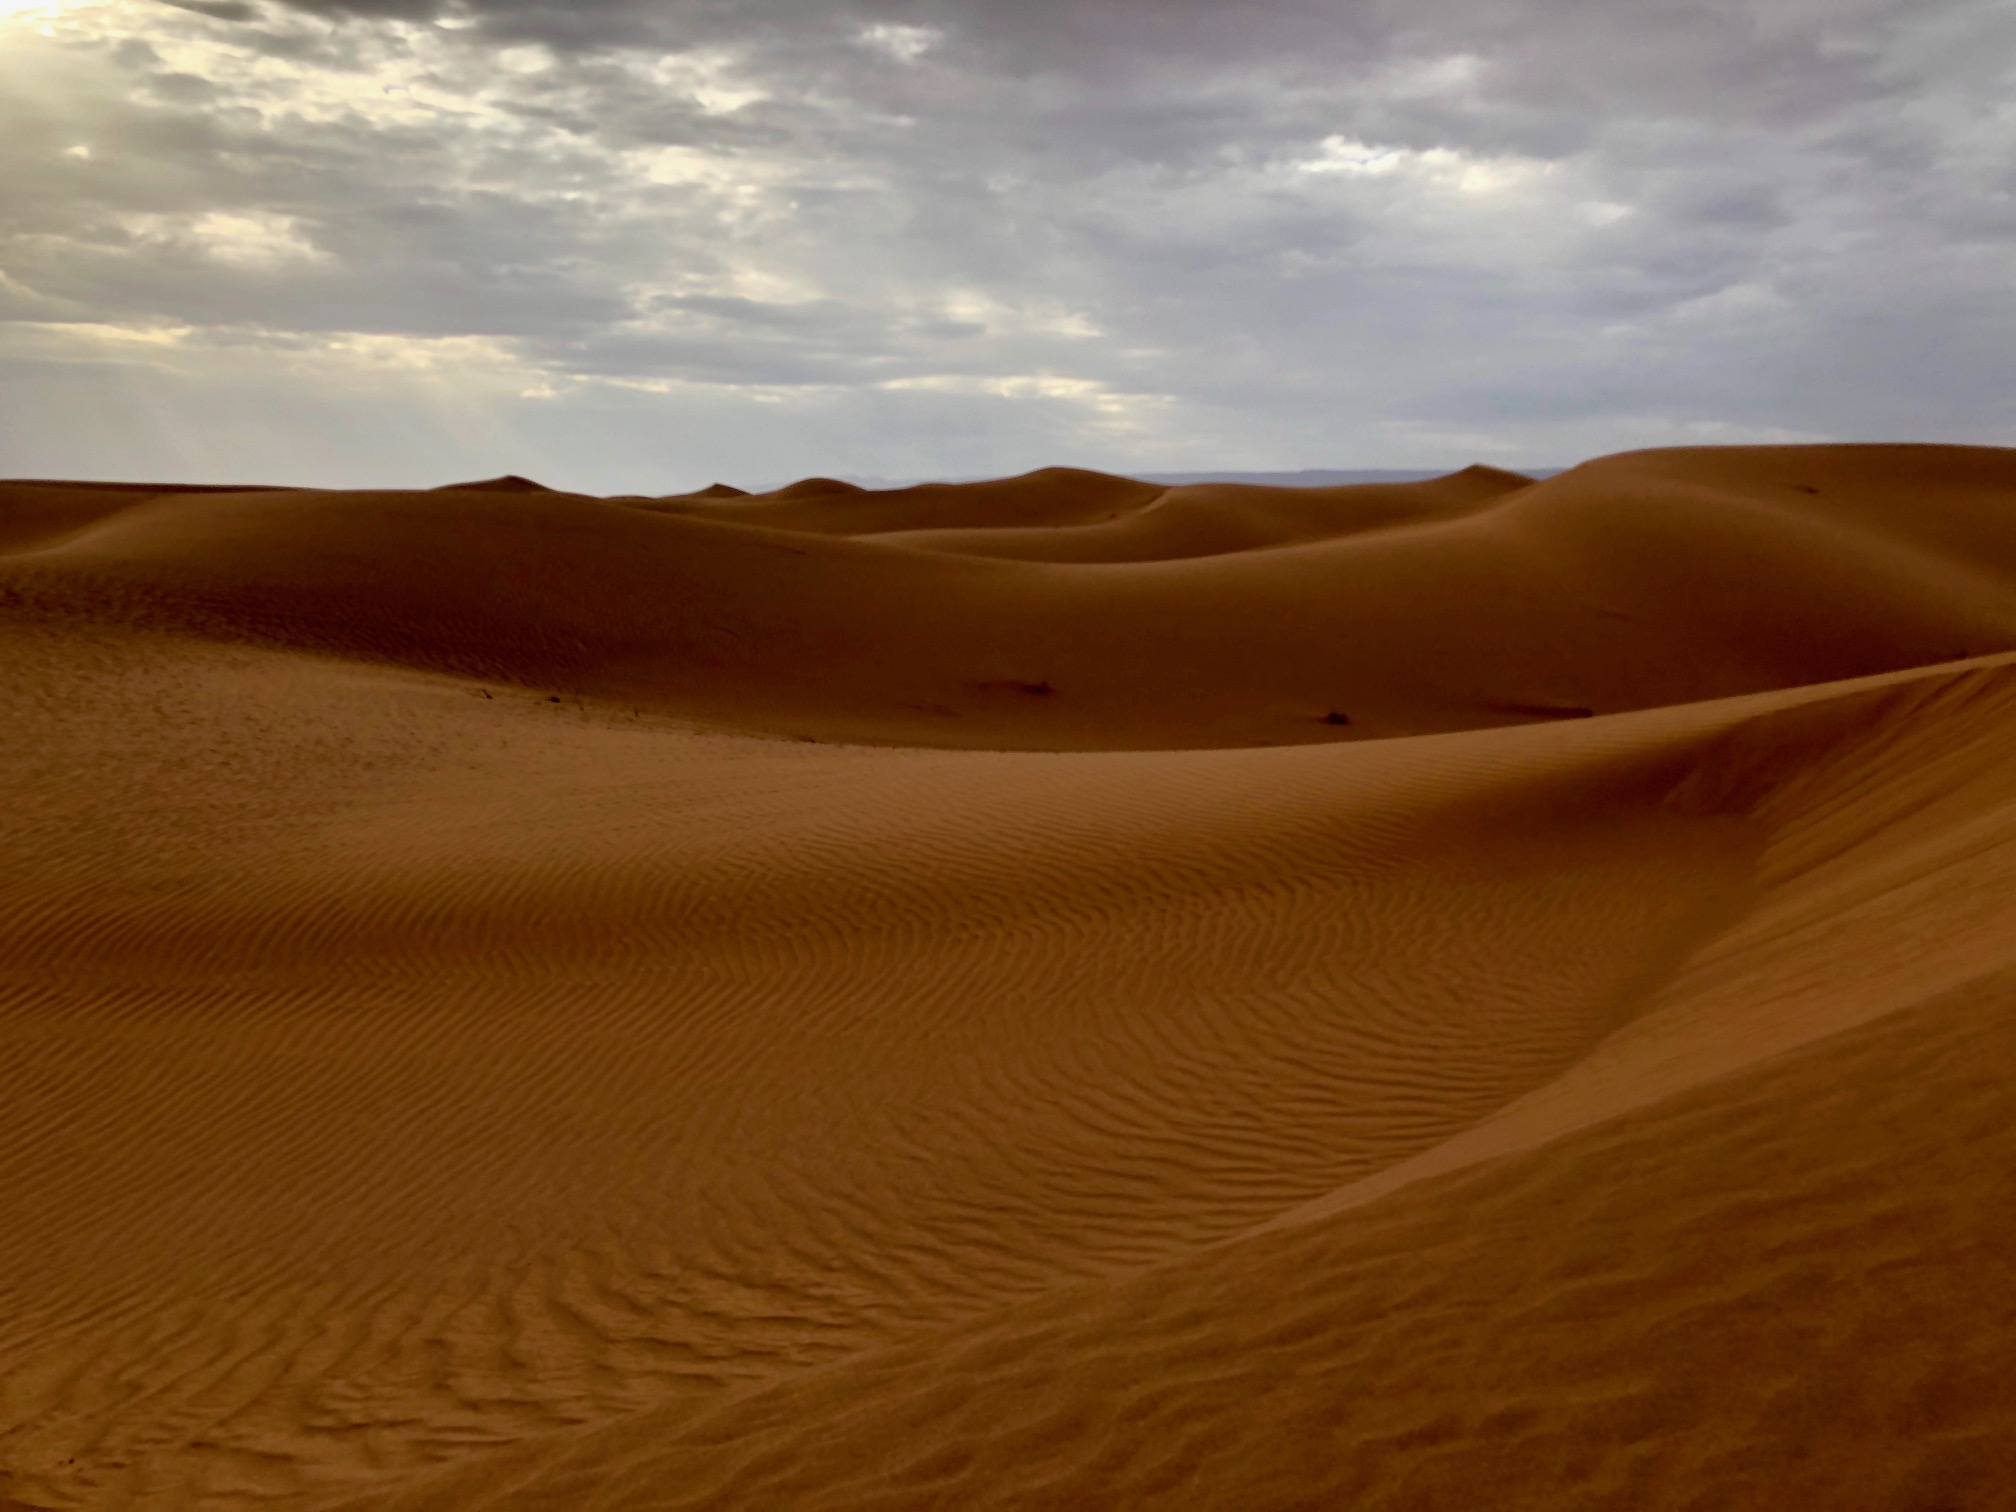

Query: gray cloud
[0,0,2010,489]
[158,0,263,20]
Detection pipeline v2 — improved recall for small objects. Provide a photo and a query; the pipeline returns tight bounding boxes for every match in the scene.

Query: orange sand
[4,444,2016,1510]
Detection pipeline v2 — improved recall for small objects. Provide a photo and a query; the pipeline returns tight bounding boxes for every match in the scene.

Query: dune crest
[5,443,2016,1510]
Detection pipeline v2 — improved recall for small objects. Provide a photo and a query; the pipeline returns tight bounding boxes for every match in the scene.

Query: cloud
[0,0,2011,488]
[158,0,263,21]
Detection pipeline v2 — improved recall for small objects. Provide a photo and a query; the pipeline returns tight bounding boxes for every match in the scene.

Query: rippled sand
[6,443,2016,1510]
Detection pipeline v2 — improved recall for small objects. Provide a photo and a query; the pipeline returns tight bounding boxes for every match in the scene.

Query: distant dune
[6,444,2016,1510]
[787,466,1561,491]
[1141,465,1563,486]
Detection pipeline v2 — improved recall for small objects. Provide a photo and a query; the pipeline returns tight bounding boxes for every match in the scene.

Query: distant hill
[1133,468,1561,488]
[747,467,1565,493]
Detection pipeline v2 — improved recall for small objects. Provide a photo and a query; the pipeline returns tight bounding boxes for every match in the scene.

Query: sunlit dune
[5,443,2016,1510]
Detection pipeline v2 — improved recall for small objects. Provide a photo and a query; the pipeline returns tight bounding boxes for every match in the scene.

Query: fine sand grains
[5,445,2016,1511]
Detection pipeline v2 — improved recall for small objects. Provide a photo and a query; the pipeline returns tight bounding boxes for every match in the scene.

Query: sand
[3,443,2016,1509]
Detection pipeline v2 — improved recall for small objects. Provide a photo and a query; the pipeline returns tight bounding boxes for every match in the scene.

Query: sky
[1,0,2011,493]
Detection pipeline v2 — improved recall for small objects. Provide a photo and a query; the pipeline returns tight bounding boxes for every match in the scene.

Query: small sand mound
[435,474,557,493]
[769,475,867,500]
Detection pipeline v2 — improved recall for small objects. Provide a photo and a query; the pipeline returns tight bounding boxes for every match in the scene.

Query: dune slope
[4,443,2016,1511]
[5,444,2016,749]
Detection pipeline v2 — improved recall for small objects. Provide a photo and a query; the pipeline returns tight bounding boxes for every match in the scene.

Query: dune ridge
[6,445,2015,751]
[5,444,2016,1510]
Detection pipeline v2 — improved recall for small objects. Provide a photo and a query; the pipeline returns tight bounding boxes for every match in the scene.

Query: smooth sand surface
[4,444,2016,1509]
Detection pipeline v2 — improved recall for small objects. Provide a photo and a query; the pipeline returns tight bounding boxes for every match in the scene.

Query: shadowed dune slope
[5,444,2016,1511]
[6,444,2016,750]
[0,481,296,553]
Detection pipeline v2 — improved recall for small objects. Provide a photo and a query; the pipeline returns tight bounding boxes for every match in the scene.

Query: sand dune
[4,444,2016,1510]
[857,465,1533,563]
[7,445,2016,752]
